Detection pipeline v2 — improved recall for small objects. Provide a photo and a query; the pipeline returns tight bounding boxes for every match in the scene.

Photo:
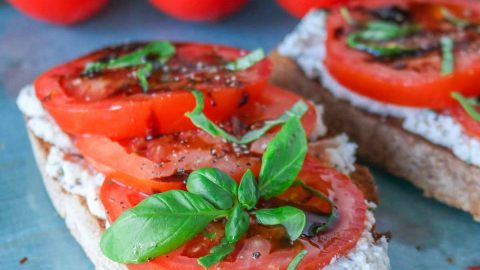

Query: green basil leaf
[225,48,264,71]
[441,7,470,28]
[85,41,176,72]
[287,250,308,270]
[197,238,235,268]
[186,90,308,145]
[255,206,306,241]
[440,36,454,75]
[186,168,238,210]
[238,169,258,210]
[258,117,307,199]
[293,180,338,234]
[100,190,227,264]
[225,204,250,243]
[452,92,480,122]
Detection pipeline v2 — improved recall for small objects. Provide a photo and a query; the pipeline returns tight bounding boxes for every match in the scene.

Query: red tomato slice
[35,42,271,139]
[7,0,108,25]
[76,85,317,194]
[325,0,480,108]
[149,0,249,22]
[100,156,367,270]
[276,0,348,18]
[446,106,480,139]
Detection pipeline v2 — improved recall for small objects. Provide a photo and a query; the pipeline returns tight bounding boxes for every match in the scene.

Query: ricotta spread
[326,203,390,270]
[279,10,480,167]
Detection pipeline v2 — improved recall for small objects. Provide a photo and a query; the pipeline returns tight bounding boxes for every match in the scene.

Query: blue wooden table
[1,0,479,269]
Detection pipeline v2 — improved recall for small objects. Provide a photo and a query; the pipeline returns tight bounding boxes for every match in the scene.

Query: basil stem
[293,180,338,234]
[186,89,308,145]
[286,250,308,270]
[340,7,355,25]
[441,36,454,75]
[452,92,480,122]
[225,48,264,71]
[441,7,470,28]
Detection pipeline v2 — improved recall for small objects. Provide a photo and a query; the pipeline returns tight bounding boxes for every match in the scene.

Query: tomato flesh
[75,85,317,194]
[446,106,480,139]
[276,0,347,18]
[325,0,480,108]
[100,157,367,270]
[35,42,271,139]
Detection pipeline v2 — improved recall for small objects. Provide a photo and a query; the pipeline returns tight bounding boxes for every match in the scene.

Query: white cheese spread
[279,10,480,168]
[326,203,390,270]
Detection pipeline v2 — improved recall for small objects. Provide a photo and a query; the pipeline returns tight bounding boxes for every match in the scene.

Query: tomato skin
[7,0,108,25]
[149,0,248,22]
[276,0,347,18]
[35,42,271,139]
[100,157,367,270]
[446,107,480,139]
[325,0,480,108]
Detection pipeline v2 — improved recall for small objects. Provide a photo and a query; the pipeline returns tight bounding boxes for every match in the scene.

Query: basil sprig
[346,20,420,57]
[84,41,176,92]
[440,36,454,75]
[101,117,337,268]
[225,48,264,71]
[186,89,308,145]
[452,92,480,122]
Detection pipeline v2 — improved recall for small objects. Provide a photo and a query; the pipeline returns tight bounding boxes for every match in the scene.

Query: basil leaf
[441,7,470,28]
[287,250,308,270]
[294,180,338,234]
[225,48,264,71]
[85,41,176,72]
[197,238,235,268]
[100,190,227,264]
[186,90,308,145]
[255,206,306,241]
[440,36,454,75]
[340,7,355,25]
[452,92,480,122]
[258,117,307,199]
[238,169,258,210]
[187,168,238,210]
[225,204,250,243]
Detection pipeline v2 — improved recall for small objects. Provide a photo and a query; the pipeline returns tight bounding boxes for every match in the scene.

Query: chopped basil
[185,89,308,145]
[84,41,176,92]
[452,92,480,122]
[287,250,308,270]
[225,48,264,71]
[441,7,470,28]
[340,7,355,25]
[440,36,454,75]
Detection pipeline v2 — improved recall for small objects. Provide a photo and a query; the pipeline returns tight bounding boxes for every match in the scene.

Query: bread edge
[269,51,480,221]
[27,130,127,270]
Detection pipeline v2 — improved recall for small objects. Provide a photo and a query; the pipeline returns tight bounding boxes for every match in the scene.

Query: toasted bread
[269,51,480,221]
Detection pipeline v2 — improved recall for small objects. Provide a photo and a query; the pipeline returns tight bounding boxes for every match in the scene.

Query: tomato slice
[276,0,348,18]
[446,106,480,139]
[100,156,367,270]
[35,42,271,139]
[325,0,480,108]
[76,85,317,194]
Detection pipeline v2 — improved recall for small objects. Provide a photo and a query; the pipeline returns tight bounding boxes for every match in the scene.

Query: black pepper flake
[252,252,261,259]
[19,257,28,265]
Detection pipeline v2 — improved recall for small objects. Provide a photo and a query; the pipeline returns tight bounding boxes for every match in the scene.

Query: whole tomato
[149,0,249,22]
[8,0,109,25]
[277,0,348,18]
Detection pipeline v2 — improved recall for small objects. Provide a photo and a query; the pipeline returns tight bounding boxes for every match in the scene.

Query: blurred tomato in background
[7,0,109,25]
[276,0,347,18]
[149,0,249,22]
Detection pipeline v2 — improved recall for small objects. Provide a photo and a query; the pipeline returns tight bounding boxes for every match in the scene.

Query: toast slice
[269,51,480,221]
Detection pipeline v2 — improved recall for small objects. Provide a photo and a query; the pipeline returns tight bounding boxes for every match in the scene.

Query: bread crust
[269,51,480,221]
[27,131,127,270]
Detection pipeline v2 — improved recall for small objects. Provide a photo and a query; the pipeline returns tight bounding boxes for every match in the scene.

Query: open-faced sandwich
[272,0,480,220]
[17,41,389,269]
